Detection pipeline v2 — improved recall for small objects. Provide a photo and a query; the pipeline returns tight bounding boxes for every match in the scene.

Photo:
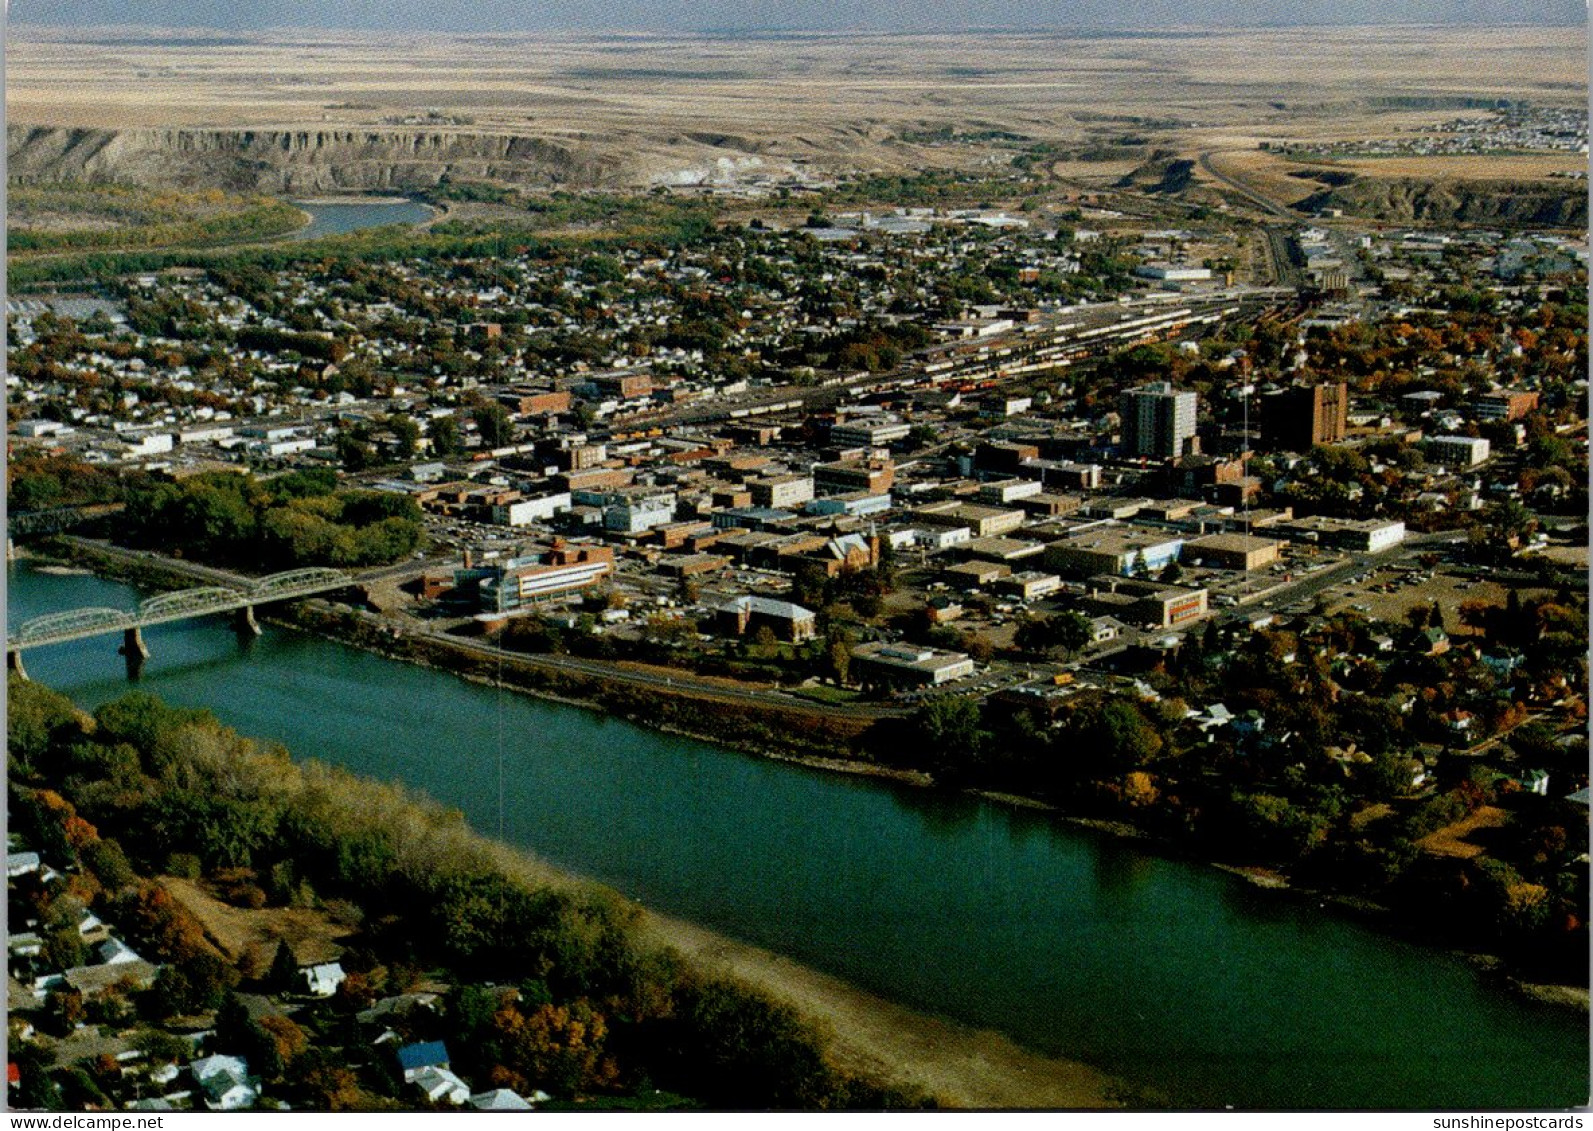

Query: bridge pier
[119,627,150,681]
[7,649,28,682]
[233,604,261,640]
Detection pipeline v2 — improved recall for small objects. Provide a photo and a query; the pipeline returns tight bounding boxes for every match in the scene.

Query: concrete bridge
[7,566,354,680]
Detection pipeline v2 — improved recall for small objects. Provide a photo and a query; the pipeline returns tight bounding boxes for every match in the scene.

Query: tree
[269,940,300,993]
[336,433,377,473]
[1051,611,1094,658]
[474,402,515,447]
[386,414,421,459]
[46,987,86,1034]
[428,415,462,458]
[826,640,852,687]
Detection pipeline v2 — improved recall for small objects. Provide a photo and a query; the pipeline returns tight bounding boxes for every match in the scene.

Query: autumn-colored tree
[46,986,86,1034]
[295,1058,365,1111]
[259,1015,309,1067]
[114,882,211,963]
[1122,771,1160,808]
[488,1000,619,1098]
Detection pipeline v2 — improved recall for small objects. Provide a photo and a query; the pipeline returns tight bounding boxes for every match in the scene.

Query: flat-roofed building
[830,415,910,447]
[1018,492,1084,518]
[711,507,800,533]
[1043,524,1184,577]
[975,440,1041,473]
[814,459,895,495]
[1425,435,1491,468]
[493,493,573,526]
[805,491,892,518]
[1018,458,1102,490]
[603,494,676,534]
[1120,382,1198,459]
[1472,391,1539,422]
[657,553,728,578]
[1274,515,1405,553]
[961,537,1045,564]
[1260,382,1348,452]
[913,501,1026,538]
[749,474,815,509]
[943,560,1012,588]
[977,478,1043,504]
[914,525,972,551]
[1083,577,1208,628]
[998,571,1063,600]
[851,642,976,691]
[465,541,615,611]
[1186,533,1283,571]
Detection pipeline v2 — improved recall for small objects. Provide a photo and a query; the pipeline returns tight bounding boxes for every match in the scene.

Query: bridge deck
[8,569,353,651]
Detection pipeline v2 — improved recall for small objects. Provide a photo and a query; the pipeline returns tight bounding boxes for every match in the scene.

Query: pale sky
[8,0,1588,31]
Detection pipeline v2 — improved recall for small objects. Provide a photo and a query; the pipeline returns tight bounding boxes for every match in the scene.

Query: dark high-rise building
[1260,382,1348,452]
[1119,381,1199,459]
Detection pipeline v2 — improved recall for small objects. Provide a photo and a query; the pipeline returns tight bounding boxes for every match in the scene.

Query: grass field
[160,875,354,966]
[6,26,1585,191]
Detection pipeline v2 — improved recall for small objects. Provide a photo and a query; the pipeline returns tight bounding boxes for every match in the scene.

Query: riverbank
[645,912,1121,1109]
[22,542,1591,1017]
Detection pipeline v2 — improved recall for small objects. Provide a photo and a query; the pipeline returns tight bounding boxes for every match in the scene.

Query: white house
[302,962,347,998]
[411,1066,471,1106]
[468,1089,537,1111]
[190,1055,259,1112]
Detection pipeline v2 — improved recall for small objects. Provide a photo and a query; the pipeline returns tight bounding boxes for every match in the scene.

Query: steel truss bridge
[8,568,352,652]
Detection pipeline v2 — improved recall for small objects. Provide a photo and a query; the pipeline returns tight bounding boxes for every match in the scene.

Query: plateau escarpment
[7,126,636,192]
[1300,175,1588,228]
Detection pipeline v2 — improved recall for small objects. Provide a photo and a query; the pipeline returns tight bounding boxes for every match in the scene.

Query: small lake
[288,200,435,240]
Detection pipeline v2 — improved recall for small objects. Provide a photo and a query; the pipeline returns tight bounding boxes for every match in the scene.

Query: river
[288,199,435,241]
[8,561,1588,1110]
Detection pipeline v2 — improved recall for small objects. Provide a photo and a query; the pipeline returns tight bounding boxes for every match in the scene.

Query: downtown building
[1260,382,1348,452]
[1119,382,1199,459]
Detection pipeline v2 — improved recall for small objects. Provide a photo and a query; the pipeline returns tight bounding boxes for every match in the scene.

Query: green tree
[429,415,462,458]
[269,939,300,993]
[474,402,515,447]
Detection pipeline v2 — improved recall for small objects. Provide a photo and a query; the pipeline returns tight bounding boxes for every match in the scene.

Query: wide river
[9,562,1588,1109]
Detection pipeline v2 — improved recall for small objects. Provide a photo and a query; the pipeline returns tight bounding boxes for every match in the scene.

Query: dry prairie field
[6,26,1585,166]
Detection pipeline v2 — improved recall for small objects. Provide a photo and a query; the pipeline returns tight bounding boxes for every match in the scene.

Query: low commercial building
[913,501,1026,538]
[656,553,728,578]
[1185,533,1283,572]
[1133,263,1213,282]
[463,541,615,611]
[1017,492,1084,518]
[1274,516,1405,553]
[604,495,677,534]
[814,458,895,495]
[714,595,818,642]
[961,536,1045,564]
[493,493,573,526]
[1082,578,1209,629]
[914,525,972,551]
[1043,525,1184,578]
[1018,458,1102,490]
[943,560,1011,588]
[851,643,976,691]
[977,478,1043,504]
[998,571,1063,600]
[805,491,892,518]
[749,474,815,509]
[830,415,910,447]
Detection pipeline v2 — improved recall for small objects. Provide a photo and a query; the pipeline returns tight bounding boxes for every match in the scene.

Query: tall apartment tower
[1260,382,1348,452]
[1119,381,1199,459]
